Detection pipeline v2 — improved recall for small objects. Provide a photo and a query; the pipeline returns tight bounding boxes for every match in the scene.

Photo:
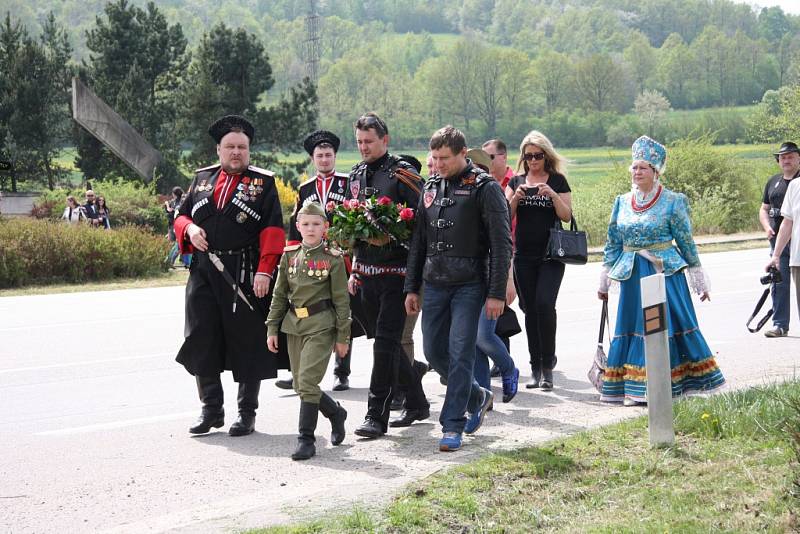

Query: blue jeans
[770,238,791,329]
[422,282,486,433]
[473,305,516,389]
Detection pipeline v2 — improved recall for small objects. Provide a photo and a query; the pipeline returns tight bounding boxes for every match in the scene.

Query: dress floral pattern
[600,188,725,402]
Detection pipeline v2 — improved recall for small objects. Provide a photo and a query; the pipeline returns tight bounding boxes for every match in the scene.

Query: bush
[0,218,170,288]
[575,136,763,246]
[666,135,761,233]
[32,179,175,234]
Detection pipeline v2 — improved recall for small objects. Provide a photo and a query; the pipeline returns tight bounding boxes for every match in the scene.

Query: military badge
[236,212,248,223]
[424,189,437,208]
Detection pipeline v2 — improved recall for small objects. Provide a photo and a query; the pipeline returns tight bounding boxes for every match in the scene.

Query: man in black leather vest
[174,115,286,437]
[346,113,430,439]
[405,126,511,452]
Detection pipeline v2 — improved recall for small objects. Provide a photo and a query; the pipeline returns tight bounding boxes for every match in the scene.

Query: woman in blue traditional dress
[597,136,725,406]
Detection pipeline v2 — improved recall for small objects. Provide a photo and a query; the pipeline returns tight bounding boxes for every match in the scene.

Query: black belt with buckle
[290,299,332,319]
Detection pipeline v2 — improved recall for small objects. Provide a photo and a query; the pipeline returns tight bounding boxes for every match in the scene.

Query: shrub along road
[0,247,798,533]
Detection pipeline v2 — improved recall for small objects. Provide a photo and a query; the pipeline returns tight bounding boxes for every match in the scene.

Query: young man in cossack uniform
[174,115,286,437]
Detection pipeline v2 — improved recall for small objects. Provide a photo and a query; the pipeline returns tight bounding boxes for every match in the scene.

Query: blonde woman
[505,131,572,391]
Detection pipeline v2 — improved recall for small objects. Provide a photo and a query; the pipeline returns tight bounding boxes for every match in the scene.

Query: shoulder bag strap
[598,300,610,346]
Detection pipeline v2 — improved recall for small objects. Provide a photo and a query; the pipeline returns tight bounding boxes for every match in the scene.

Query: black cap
[303,130,340,156]
[398,154,422,174]
[774,141,800,157]
[208,115,255,144]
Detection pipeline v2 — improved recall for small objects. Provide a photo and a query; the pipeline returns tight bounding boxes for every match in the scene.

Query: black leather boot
[332,345,351,391]
[229,381,260,436]
[319,392,347,445]
[189,375,224,434]
[291,401,319,460]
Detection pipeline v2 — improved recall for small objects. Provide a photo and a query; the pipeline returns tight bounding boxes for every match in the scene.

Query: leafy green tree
[531,50,573,115]
[77,0,187,187]
[757,6,792,44]
[623,32,657,95]
[0,13,73,191]
[574,53,624,112]
[180,22,273,168]
[656,33,697,108]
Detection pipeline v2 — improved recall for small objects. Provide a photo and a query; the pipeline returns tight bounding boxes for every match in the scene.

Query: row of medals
[236,177,263,202]
[288,257,330,279]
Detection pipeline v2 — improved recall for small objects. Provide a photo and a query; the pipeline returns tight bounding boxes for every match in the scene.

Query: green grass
[249,381,800,533]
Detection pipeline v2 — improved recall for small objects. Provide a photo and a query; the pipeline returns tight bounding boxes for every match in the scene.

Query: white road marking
[0,353,171,374]
[36,411,197,436]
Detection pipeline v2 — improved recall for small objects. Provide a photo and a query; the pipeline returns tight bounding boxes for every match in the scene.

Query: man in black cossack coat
[174,115,287,436]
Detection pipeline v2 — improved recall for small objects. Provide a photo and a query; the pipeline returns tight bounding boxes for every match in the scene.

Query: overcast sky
[746,0,800,14]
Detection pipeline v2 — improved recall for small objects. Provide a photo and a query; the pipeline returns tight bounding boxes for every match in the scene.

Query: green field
[51,142,778,194]
[278,143,777,188]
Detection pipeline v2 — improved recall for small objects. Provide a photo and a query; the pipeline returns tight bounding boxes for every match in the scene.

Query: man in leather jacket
[404,125,512,452]
[346,113,430,439]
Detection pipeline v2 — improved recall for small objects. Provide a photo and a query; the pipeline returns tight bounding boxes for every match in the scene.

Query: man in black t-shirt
[759,141,800,337]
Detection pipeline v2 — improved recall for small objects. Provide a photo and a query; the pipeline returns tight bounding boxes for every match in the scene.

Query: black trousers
[360,275,428,430]
[513,255,565,372]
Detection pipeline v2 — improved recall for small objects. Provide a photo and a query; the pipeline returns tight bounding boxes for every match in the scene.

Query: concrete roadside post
[640,273,675,447]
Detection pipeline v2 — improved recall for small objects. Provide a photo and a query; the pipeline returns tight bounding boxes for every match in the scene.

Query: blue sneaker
[439,432,462,451]
[502,368,520,403]
[464,387,494,435]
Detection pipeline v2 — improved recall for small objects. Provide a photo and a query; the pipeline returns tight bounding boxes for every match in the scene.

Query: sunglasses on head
[522,152,545,161]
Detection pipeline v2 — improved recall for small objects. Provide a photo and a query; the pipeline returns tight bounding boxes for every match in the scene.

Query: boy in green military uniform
[267,202,351,460]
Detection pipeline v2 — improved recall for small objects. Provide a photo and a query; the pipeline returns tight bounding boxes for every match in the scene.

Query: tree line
[2,0,800,192]
[0,1,316,193]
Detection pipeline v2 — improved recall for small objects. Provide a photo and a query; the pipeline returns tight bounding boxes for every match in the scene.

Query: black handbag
[546,216,588,265]
[495,305,522,338]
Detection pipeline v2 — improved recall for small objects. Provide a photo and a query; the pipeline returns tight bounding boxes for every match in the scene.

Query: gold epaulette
[248,165,275,177]
[283,244,301,252]
[395,167,422,195]
[195,163,221,173]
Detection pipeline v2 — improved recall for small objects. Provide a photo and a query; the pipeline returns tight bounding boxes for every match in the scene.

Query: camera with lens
[760,266,782,285]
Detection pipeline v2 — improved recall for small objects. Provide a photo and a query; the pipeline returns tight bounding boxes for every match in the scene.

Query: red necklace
[631,185,662,213]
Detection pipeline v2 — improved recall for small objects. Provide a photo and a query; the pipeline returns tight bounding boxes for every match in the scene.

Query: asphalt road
[1,247,798,533]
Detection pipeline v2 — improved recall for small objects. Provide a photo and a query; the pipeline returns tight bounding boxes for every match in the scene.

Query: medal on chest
[305,258,329,279]
[288,254,299,276]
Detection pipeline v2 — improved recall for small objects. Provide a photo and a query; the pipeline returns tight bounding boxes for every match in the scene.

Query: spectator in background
[768,141,800,327]
[96,195,111,229]
[759,141,800,338]
[165,186,184,268]
[61,195,86,225]
[483,139,515,189]
[83,190,101,227]
[426,152,435,177]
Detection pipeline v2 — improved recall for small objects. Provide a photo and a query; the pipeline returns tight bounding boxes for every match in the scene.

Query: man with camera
[761,141,800,337]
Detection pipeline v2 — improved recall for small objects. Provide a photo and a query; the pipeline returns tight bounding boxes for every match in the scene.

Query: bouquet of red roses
[327,195,416,250]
